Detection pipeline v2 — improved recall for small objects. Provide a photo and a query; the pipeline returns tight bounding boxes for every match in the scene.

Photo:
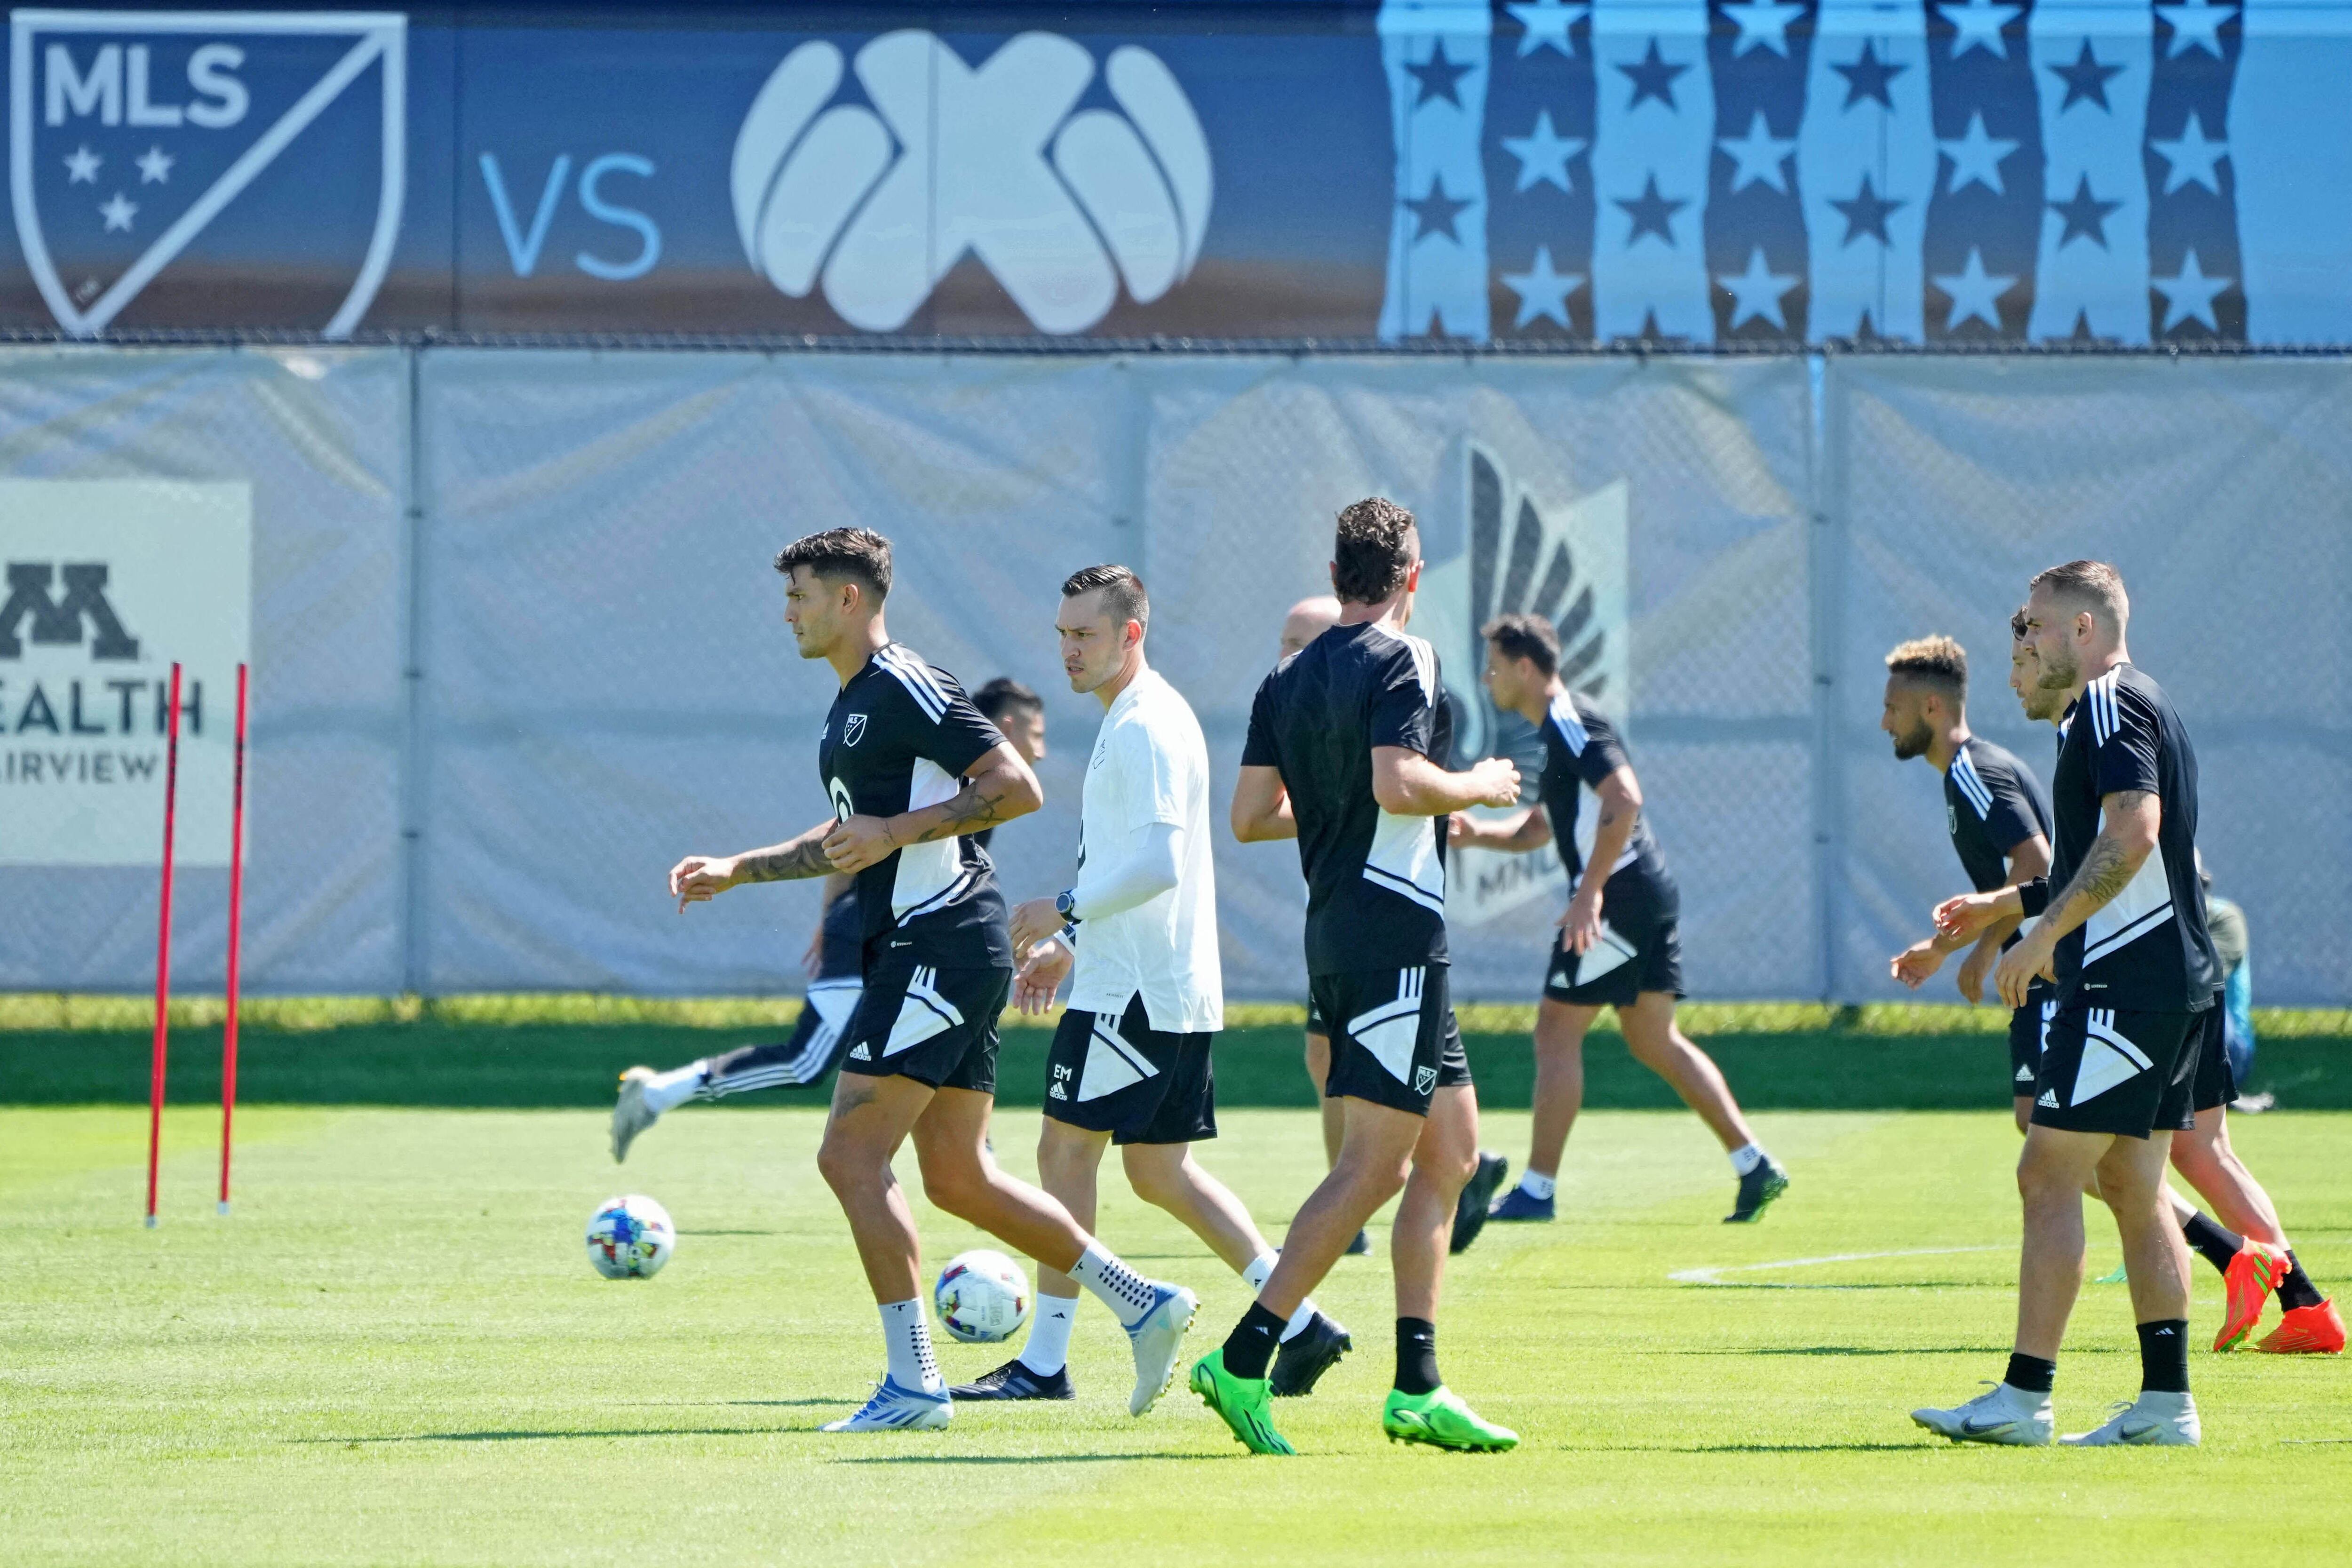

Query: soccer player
[668,528,1196,1433]
[1878,636,2054,1132]
[947,566,1353,1403]
[1462,613,1788,1226]
[1914,560,2218,1447]
[607,682,1053,1159]
[1191,498,1523,1456]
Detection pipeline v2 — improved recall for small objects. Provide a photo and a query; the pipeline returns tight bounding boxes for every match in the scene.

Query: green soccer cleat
[1189,1350,1295,1456]
[1381,1386,1519,1453]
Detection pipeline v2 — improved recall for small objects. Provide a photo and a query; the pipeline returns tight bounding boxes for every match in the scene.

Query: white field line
[1670,1245,2010,1287]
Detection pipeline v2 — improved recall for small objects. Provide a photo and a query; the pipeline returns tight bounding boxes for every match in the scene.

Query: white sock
[1241,1253,1321,1344]
[1520,1171,1557,1202]
[1019,1292,1081,1376]
[1729,1143,1766,1177]
[879,1299,942,1394]
[1069,1242,1159,1330]
[640,1062,707,1115]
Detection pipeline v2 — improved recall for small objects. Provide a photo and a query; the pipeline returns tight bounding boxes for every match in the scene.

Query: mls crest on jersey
[843,713,867,747]
[8,10,405,338]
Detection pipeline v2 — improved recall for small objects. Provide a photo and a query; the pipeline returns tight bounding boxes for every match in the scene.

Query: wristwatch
[1055,888,1082,925]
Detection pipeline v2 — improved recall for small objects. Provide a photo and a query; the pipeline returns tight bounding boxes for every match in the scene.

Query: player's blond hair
[1884,635,1967,702]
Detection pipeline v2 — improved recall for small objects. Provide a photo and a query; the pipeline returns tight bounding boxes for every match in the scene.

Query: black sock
[1394,1317,1441,1396]
[2137,1319,2191,1394]
[2279,1251,2327,1312]
[2003,1352,2056,1395]
[1221,1302,1287,1381]
[2179,1210,2243,1277]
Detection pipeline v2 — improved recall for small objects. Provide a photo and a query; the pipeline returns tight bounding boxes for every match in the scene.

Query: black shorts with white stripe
[2189,1003,2237,1114]
[837,949,1008,1094]
[2007,985,2053,1099]
[1541,910,1683,1008]
[1312,964,1471,1117]
[697,978,865,1097]
[1043,994,1217,1146]
[2030,1005,2198,1138]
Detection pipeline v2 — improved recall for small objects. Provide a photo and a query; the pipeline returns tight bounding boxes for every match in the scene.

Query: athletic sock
[639,1062,707,1115]
[1519,1171,1557,1202]
[1240,1253,1320,1343]
[2178,1210,2243,1277]
[1728,1143,1766,1178]
[1221,1301,1288,1381]
[1018,1292,1080,1377]
[1394,1317,1441,1396]
[2278,1251,2327,1311]
[1069,1242,1158,1330]
[2137,1319,2191,1395]
[879,1298,942,1394]
[2002,1352,2056,1395]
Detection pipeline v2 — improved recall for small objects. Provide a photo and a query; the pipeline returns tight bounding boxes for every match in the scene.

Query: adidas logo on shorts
[2037,1089,2059,1108]
[850,1043,872,1061]
[1049,1082,1068,1100]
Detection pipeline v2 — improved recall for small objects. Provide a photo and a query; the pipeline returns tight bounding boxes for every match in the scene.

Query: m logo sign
[0,562,139,660]
[8,9,405,338]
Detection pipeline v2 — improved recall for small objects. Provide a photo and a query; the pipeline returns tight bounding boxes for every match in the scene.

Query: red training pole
[146,662,183,1229]
[219,663,249,1216]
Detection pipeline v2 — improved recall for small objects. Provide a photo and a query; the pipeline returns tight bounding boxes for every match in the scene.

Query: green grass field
[7,1101,2350,1565]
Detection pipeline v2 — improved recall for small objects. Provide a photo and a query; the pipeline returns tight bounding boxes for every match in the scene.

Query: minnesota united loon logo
[9,10,405,338]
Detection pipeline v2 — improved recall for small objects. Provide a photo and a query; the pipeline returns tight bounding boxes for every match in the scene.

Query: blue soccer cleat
[1487,1185,1555,1223]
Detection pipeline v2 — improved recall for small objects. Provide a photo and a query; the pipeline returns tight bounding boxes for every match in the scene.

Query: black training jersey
[1535,688,1677,921]
[817,644,1013,971]
[815,888,864,981]
[1242,618,1452,975]
[2031,664,2219,1012]
[1945,737,2052,953]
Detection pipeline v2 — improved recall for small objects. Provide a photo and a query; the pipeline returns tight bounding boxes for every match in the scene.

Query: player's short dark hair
[1884,635,1968,703]
[774,527,891,603]
[1060,563,1149,635]
[1483,611,1560,677]
[2029,558,2129,635]
[973,677,1042,726]
[1332,497,1419,605]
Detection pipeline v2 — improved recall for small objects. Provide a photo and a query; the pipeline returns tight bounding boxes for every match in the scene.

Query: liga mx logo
[731,31,1211,335]
[8,10,405,338]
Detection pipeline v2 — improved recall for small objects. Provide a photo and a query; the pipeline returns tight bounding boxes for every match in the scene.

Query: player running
[1192,498,1522,1456]
[1461,613,1788,1226]
[948,566,1353,1404]
[668,528,1195,1433]
[608,682,1051,1160]
[1915,561,2217,1447]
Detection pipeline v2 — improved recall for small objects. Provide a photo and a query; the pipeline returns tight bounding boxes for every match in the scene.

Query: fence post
[1806,352,1846,1004]
[397,345,429,997]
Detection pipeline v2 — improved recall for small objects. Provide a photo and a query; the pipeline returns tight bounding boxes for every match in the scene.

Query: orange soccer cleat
[2254,1300,2347,1356]
[2215,1241,2291,1352]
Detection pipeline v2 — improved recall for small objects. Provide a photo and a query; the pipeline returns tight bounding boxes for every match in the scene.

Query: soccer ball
[585,1194,675,1280]
[933,1249,1032,1343]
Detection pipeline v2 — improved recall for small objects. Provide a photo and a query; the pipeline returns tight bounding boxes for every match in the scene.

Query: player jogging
[1915,560,2217,1447]
[1462,613,1788,1226]
[948,566,1353,1403]
[1192,498,1522,1456]
[610,681,1052,1160]
[668,528,1196,1433]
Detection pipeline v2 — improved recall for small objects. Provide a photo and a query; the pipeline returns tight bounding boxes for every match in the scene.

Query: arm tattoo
[906,777,1012,844]
[2050,792,2155,916]
[737,836,833,882]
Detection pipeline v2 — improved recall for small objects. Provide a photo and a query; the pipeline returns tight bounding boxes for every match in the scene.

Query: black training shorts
[836,954,1008,1095]
[1542,914,1683,1008]
[2029,1005,2197,1138]
[1311,964,1471,1117]
[2189,1003,2236,1114]
[1044,994,1217,1145]
[2007,989,2053,1100]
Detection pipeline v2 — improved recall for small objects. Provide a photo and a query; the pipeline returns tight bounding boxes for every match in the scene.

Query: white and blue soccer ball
[585,1194,675,1280]
[933,1249,1031,1343]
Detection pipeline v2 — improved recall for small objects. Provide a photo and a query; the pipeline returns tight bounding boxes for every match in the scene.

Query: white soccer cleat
[1125,1284,1199,1417]
[1910,1382,2053,1446]
[610,1067,659,1163]
[819,1376,952,1433]
[2060,1391,2200,1448]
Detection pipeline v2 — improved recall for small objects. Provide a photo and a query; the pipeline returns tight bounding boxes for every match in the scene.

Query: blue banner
[4,1,2350,343]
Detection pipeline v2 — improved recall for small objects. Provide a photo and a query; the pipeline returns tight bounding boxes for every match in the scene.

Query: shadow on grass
[676,1229,779,1237]
[1677,1442,1931,1454]
[833,1451,1226,1465]
[1670,1345,2012,1357]
[313,1428,803,1443]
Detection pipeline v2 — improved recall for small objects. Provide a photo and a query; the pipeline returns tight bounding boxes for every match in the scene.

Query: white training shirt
[1065,667,1224,1035]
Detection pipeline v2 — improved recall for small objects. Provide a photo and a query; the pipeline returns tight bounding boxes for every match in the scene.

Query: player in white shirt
[949,565,1354,1403]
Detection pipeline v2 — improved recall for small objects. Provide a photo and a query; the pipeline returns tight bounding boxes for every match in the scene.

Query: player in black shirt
[1879,635,2055,1132]
[1192,498,1522,1457]
[667,528,1197,1434]
[1917,561,2215,1448]
[1461,613,1788,1226]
